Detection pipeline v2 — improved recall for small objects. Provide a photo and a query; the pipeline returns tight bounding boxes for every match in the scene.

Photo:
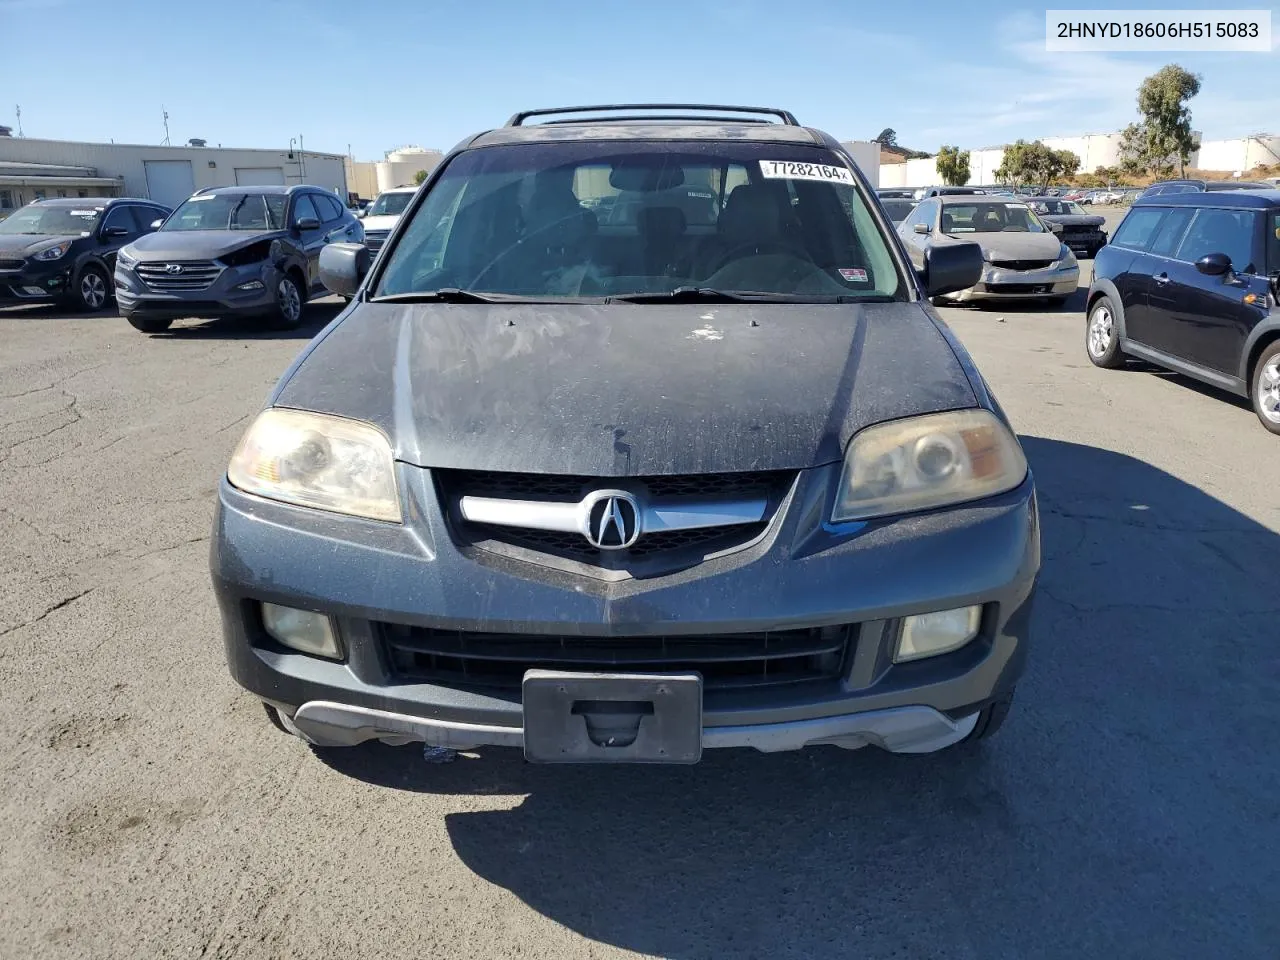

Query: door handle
[1153,272,1170,285]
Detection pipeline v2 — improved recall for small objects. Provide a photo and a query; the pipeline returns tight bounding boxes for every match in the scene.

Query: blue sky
[1,0,1276,158]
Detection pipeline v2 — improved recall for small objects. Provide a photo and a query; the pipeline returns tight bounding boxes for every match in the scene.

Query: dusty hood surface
[939,230,1063,262]
[273,303,978,475]
[127,230,284,260]
[0,233,82,258]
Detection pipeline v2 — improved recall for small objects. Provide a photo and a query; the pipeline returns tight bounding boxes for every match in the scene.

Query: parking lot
[2,203,1279,959]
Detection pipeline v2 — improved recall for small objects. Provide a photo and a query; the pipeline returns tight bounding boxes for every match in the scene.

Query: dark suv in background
[1085,190,1280,432]
[0,197,170,311]
[1139,179,1273,198]
[115,184,362,333]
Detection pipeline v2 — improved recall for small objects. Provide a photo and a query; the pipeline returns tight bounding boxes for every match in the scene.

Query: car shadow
[147,300,345,340]
[314,437,1280,959]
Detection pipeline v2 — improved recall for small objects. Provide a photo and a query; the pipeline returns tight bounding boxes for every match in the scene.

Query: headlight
[832,409,1027,522]
[116,248,137,269]
[1058,247,1077,268]
[34,241,73,261]
[227,408,401,522]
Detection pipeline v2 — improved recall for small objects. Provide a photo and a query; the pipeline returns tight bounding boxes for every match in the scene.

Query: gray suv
[211,104,1038,765]
[115,185,362,332]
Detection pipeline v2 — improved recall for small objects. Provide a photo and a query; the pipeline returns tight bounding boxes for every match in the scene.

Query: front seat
[636,206,687,278]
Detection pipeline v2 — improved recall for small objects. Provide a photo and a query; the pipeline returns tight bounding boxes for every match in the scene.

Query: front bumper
[0,259,73,303]
[945,264,1080,302]
[114,260,279,319]
[211,463,1040,756]
[1060,233,1107,257]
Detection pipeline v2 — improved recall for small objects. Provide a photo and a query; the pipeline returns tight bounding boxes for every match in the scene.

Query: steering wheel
[469,212,592,289]
[707,240,810,275]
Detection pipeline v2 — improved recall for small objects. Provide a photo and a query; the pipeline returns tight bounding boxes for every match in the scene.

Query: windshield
[162,193,287,231]
[373,141,903,301]
[0,204,101,235]
[368,191,414,217]
[1032,200,1086,216]
[941,202,1047,234]
[1269,214,1280,275]
[881,199,916,223]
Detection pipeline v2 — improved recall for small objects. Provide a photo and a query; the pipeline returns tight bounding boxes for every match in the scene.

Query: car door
[1125,205,1196,356]
[130,205,168,235]
[289,194,326,288]
[900,199,938,269]
[96,204,140,271]
[1154,208,1267,374]
[1104,206,1169,347]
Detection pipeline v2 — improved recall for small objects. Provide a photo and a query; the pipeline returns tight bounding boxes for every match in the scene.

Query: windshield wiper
[370,289,602,304]
[610,287,895,304]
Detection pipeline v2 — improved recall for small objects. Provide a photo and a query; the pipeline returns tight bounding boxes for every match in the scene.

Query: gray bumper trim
[289,700,978,755]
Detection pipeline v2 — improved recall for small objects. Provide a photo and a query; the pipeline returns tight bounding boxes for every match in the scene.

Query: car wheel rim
[279,279,300,322]
[81,272,107,309]
[1259,358,1280,423]
[1087,306,1113,357]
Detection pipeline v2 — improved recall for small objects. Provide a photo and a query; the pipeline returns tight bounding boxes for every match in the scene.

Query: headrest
[636,206,686,236]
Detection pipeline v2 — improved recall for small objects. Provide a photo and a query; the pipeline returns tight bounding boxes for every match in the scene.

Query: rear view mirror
[103,225,130,239]
[913,223,930,235]
[319,242,371,298]
[150,219,165,230]
[921,240,983,297]
[295,216,321,231]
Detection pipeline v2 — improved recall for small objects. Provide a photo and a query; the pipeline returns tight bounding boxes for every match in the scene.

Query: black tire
[1085,294,1125,369]
[125,313,173,333]
[929,295,949,307]
[962,690,1015,743]
[269,272,305,330]
[1249,340,1280,435]
[73,263,111,312]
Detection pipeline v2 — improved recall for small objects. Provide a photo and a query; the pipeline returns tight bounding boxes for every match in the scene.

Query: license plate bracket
[522,670,703,764]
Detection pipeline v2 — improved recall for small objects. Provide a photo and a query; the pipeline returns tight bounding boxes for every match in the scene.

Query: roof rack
[506,103,800,127]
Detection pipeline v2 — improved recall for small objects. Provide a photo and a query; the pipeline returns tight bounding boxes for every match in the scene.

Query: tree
[935,145,971,186]
[873,128,897,147]
[994,139,1079,191]
[414,168,429,185]
[1137,64,1201,178]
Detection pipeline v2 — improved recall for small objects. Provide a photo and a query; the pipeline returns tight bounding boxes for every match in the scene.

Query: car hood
[1039,213,1106,228]
[940,231,1063,262]
[0,233,82,257]
[273,303,978,475]
[360,214,401,232]
[127,229,284,260]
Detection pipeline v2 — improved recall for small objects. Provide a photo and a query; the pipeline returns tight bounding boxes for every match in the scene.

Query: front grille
[382,622,853,692]
[136,260,221,291]
[989,259,1053,271]
[364,230,389,251]
[984,283,1052,295]
[0,259,24,271]
[437,468,792,566]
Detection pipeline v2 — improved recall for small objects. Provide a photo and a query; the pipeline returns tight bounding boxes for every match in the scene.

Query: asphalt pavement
[2,227,1278,959]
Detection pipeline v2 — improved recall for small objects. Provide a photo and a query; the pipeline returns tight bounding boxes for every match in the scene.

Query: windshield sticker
[188,195,214,201]
[759,160,854,184]
[69,210,97,217]
[838,268,868,282]
[1005,203,1028,209]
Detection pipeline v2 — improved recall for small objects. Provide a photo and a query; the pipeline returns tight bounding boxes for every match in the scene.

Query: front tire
[270,273,305,330]
[1085,295,1125,368]
[74,264,111,312]
[1250,341,1280,435]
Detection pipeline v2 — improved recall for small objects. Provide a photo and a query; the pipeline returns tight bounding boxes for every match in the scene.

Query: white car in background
[359,186,417,254]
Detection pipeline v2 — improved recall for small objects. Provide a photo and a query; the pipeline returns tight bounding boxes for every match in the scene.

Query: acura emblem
[165,263,183,274]
[581,490,641,550]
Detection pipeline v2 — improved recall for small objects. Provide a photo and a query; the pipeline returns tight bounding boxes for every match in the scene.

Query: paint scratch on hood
[689,324,724,342]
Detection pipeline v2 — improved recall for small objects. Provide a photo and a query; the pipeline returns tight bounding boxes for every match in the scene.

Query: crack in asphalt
[0,361,108,401]
[0,504,76,545]
[0,587,95,638]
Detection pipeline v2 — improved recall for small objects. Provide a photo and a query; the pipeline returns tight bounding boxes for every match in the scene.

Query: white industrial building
[345,146,444,200]
[0,133,349,215]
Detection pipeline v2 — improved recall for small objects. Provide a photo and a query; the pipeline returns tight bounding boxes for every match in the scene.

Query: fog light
[23,286,46,296]
[260,602,342,659]
[896,605,981,662]
[236,280,264,291]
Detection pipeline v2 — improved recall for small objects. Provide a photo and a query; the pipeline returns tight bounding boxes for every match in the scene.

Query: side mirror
[1047,221,1063,234]
[913,222,930,235]
[103,225,130,239]
[150,218,165,230]
[1195,252,1232,276]
[921,240,983,297]
[295,216,321,231]
[319,242,371,298]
